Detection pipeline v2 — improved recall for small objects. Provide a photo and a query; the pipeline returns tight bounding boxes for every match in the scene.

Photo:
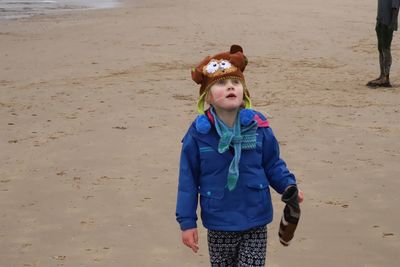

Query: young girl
[176,45,303,266]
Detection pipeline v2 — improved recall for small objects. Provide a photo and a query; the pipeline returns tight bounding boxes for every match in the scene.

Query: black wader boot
[367,49,392,87]
[279,186,301,246]
[381,48,392,87]
[367,21,394,88]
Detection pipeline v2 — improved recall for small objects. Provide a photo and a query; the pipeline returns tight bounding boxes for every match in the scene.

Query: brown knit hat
[191,44,252,114]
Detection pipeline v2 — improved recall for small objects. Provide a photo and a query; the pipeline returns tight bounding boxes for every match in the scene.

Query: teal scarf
[210,107,258,191]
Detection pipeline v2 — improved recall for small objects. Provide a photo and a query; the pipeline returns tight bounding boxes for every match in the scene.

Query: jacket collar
[189,109,268,154]
[205,109,269,128]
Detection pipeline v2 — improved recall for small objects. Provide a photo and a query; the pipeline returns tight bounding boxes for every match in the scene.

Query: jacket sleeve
[261,127,296,194]
[176,131,200,231]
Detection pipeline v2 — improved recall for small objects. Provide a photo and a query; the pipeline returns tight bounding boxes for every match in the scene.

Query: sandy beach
[1,0,399,266]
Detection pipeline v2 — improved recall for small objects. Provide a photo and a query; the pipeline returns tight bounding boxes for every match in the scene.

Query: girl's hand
[182,228,199,253]
[298,189,304,203]
[284,185,304,204]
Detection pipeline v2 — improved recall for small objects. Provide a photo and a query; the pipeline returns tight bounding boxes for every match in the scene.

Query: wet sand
[0,0,120,20]
[0,0,399,266]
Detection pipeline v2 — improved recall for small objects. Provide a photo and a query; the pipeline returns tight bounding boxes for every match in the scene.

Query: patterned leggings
[207,226,267,267]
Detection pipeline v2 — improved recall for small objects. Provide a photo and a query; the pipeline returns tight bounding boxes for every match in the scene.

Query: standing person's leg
[368,22,394,87]
[380,24,394,86]
[208,229,240,267]
[237,226,267,267]
[378,23,385,80]
[367,22,385,86]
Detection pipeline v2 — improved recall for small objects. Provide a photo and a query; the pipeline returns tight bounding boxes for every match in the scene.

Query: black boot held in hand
[279,186,301,246]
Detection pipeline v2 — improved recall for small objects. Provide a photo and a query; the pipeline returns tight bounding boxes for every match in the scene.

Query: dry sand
[1,0,399,266]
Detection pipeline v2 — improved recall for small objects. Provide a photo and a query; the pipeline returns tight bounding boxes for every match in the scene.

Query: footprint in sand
[112,126,127,130]
[51,255,66,261]
[325,200,349,209]
[382,233,394,238]
[80,218,95,227]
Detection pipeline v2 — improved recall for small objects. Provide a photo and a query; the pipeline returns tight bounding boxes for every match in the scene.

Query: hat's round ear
[229,52,247,72]
[191,56,212,84]
[191,67,204,84]
[229,45,247,71]
[230,44,243,54]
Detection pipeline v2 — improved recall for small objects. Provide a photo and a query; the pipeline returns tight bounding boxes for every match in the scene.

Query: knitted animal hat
[191,44,252,114]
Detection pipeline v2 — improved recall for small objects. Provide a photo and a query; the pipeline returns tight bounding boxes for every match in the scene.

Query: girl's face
[208,78,244,112]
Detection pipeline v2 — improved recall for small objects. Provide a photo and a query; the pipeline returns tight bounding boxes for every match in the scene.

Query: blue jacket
[176,111,296,231]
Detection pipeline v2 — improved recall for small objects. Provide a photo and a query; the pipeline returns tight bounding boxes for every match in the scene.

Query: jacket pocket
[246,179,268,206]
[199,187,224,200]
[245,179,270,221]
[199,187,224,213]
[246,180,269,190]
